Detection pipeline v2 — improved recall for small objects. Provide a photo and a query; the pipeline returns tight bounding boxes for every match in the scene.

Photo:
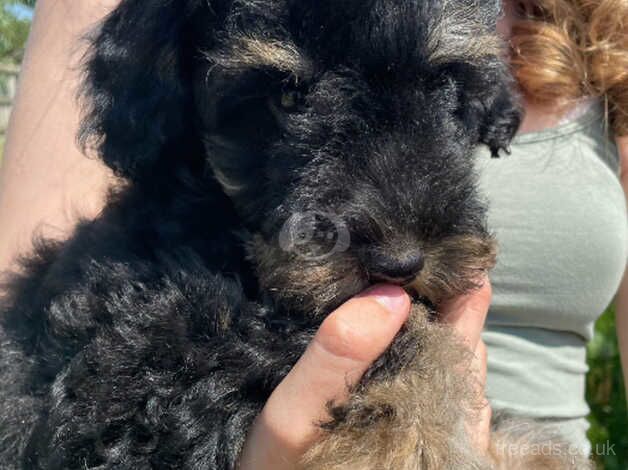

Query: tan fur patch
[428,31,501,64]
[427,0,503,63]
[209,37,307,73]
[407,234,498,304]
[249,235,366,317]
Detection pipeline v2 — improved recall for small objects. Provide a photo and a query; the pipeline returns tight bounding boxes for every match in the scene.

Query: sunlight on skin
[614,135,628,402]
[0,0,120,273]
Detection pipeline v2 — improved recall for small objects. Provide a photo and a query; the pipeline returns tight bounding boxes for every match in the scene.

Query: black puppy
[0,1,589,468]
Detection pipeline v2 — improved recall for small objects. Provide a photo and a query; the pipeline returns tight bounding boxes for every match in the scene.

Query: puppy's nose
[366,249,425,285]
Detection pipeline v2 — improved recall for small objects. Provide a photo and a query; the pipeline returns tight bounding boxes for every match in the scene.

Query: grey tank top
[474,101,628,453]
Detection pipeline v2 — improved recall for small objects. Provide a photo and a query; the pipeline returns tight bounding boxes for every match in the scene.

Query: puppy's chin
[249,234,368,317]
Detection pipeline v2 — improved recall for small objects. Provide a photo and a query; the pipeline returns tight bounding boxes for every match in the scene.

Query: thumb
[239,284,410,470]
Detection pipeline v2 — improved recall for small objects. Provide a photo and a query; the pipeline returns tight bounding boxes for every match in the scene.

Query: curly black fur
[0,1,521,468]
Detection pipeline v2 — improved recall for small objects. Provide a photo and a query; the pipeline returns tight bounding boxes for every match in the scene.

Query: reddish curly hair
[510,0,628,134]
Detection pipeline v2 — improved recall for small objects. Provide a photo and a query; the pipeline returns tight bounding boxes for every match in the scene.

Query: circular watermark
[278,211,350,261]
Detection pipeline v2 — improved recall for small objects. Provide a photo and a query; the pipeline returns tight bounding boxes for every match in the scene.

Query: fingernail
[358,284,409,314]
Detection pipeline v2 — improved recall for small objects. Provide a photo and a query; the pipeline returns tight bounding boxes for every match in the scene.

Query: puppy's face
[85,0,521,316]
[193,1,519,315]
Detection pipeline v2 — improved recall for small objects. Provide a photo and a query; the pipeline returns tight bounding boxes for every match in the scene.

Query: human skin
[0,1,492,468]
[614,136,628,403]
[0,0,118,273]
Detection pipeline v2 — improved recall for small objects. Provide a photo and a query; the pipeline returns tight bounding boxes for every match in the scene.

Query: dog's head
[81,0,521,316]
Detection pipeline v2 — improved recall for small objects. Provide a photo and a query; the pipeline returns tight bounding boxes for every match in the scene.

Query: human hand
[239,281,492,470]
[440,277,493,453]
[616,135,628,201]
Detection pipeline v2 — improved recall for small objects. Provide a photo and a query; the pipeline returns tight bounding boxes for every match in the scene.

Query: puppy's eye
[280,90,302,111]
[268,78,308,120]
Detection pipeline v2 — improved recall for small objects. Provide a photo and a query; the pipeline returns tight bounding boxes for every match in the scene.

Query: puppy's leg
[300,304,488,470]
[299,303,594,470]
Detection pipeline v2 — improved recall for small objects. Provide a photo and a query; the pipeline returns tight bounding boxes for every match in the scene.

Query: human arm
[0,0,119,274]
[615,136,628,401]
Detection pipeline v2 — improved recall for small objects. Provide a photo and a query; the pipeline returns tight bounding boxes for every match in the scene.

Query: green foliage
[0,1,33,63]
[587,304,628,469]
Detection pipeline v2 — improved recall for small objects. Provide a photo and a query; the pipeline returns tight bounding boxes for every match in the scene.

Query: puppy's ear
[79,0,221,180]
[477,85,522,158]
[447,60,522,158]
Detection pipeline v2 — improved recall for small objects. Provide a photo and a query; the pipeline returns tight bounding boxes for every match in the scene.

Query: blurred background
[0,1,625,468]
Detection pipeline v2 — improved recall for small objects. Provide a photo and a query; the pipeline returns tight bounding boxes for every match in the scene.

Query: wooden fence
[0,63,20,140]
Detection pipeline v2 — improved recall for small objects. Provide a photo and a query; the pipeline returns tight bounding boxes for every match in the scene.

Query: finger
[238,284,411,470]
[439,275,492,349]
[473,339,488,388]
[615,136,628,197]
[468,339,492,453]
